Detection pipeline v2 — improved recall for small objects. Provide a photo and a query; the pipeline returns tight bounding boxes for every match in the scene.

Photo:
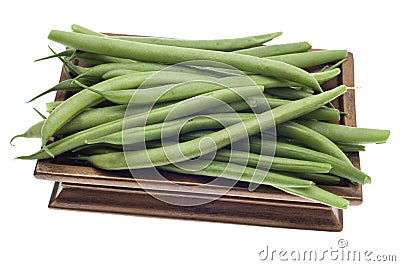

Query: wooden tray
[34,50,361,231]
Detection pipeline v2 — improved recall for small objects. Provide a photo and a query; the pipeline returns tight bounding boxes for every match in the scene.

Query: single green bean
[79,86,346,170]
[10,120,44,145]
[71,24,282,51]
[335,143,366,152]
[312,68,341,83]
[223,96,340,121]
[86,113,255,145]
[277,185,348,209]
[235,42,312,57]
[211,149,332,173]
[297,120,390,144]
[48,30,322,90]
[266,50,348,68]
[248,138,370,184]
[160,160,314,188]
[282,172,341,186]
[276,121,351,164]
[27,78,95,103]
[266,88,312,100]
[86,80,257,105]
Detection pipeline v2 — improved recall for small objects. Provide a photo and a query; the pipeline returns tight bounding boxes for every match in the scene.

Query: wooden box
[34,50,361,231]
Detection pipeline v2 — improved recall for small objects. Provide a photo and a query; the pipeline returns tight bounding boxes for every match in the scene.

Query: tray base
[49,182,343,231]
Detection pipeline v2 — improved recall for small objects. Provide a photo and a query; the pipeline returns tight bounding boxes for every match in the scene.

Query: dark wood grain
[34,44,361,231]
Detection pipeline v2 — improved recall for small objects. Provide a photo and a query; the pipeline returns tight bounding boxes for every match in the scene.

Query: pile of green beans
[13,25,390,210]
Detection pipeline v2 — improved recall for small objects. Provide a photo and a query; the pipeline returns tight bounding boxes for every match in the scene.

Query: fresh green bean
[18,85,264,160]
[160,160,314,188]
[35,49,75,62]
[211,149,332,173]
[48,30,322,90]
[266,88,312,100]
[78,86,346,170]
[283,172,341,186]
[266,50,348,68]
[46,101,63,113]
[313,68,341,83]
[335,143,366,152]
[10,120,44,145]
[235,42,312,57]
[86,81,259,105]
[248,137,370,184]
[77,62,167,79]
[223,96,340,121]
[27,78,95,103]
[276,121,351,164]
[86,113,255,145]
[277,185,348,209]
[71,24,282,51]
[297,120,390,144]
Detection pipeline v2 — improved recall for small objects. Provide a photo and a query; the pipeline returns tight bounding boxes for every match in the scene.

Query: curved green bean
[277,185,348,209]
[71,24,282,51]
[160,160,314,188]
[266,50,348,68]
[276,121,351,164]
[266,88,312,100]
[212,149,332,173]
[248,138,370,184]
[235,42,312,57]
[48,30,322,90]
[87,113,255,145]
[297,120,390,144]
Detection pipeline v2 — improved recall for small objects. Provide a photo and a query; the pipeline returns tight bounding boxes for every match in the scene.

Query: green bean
[40,71,213,154]
[160,160,314,188]
[266,50,348,68]
[276,121,351,164]
[71,24,282,51]
[297,120,390,144]
[277,185,348,209]
[87,72,316,105]
[335,143,366,152]
[248,137,370,184]
[18,85,264,160]
[102,69,138,79]
[211,149,332,173]
[235,42,312,57]
[78,86,346,170]
[321,58,347,72]
[76,52,136,64]
[35,49,75,62]
[48,30,322,90]
[77,62,167,79]
[46,101,63,113]
[86,80,255,105]
[87,113,255,146]
[282,172,341,186]
[266,88,312,100]
[313,68,341,83]
[224,96,340,121]
[10,120,44,145]
[27,78,95,103]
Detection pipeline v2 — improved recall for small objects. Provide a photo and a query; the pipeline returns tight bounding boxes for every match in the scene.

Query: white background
[2,0,399,265]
